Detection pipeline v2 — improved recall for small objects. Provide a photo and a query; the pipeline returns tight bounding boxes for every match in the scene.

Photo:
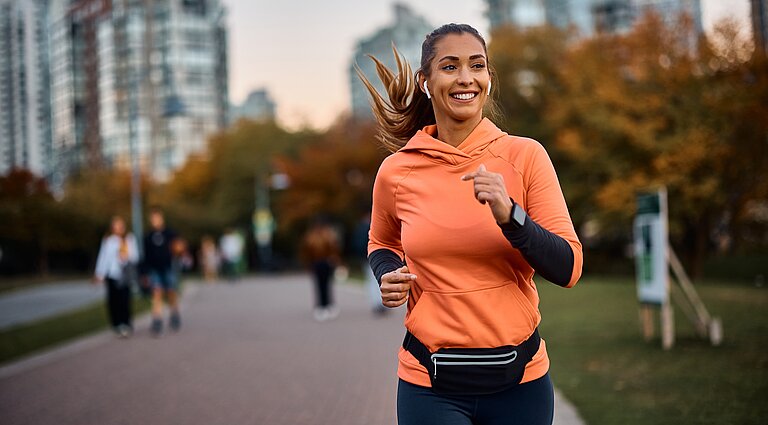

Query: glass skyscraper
[49,0,228,181]
[0,0,52,177]
[485,0,702,36]
[349,4,432,118]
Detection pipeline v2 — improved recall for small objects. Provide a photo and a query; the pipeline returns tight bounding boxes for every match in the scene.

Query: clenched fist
[380,266,417,308]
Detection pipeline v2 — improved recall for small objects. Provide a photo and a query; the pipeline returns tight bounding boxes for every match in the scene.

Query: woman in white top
[94,216,139,337]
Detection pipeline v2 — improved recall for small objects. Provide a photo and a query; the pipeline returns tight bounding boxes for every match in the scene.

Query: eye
[472,63,486,69]
[441,64,456,71]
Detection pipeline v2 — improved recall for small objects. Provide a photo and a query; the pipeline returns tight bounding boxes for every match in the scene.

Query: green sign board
[634,188,669,305]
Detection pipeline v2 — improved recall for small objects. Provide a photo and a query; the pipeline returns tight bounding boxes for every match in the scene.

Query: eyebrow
[438,54,487,62]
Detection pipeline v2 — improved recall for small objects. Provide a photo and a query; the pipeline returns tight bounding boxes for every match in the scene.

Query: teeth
[451,93,476,100]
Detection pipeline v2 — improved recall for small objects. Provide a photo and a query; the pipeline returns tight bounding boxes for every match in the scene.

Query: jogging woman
[361,24,583,425]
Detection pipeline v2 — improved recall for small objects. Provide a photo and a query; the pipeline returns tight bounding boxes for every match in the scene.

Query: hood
[399,118,508,165]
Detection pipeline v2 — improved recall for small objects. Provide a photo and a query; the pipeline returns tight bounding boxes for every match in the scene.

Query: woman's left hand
[461,164,513,224]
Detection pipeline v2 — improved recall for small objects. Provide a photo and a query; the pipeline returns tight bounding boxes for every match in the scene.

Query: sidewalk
[0,275,585,425]
[0,280,101,330]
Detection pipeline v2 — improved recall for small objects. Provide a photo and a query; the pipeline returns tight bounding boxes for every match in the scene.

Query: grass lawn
[539,276,767,425]
[0,296,151,366]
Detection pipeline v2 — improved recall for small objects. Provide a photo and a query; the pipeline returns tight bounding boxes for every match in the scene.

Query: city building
[487,0,547,29]
[349,3,432,118]
[485,0,701,36]
[633,0,702,34]
[546,0,595,36]
[0,0,52,177]
[752,0,767,57]
[591,0,635,33]
[49,0,228,182]
[230,88,276,124]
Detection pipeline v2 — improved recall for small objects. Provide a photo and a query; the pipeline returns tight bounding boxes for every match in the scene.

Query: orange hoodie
[368,118,583,388]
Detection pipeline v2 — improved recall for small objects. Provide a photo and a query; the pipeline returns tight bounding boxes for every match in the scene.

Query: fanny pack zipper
[430,350,518,379]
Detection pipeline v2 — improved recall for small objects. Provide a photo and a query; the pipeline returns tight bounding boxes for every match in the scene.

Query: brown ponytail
[356,24,499,153]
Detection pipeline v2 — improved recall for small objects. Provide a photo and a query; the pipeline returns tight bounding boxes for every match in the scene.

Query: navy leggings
[397,373,554,425]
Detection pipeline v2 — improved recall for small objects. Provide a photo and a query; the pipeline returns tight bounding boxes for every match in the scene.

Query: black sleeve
[499,214,574,287]
[368,248,405,286]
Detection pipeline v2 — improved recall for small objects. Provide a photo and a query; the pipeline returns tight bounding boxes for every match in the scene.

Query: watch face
[513,204,527,226]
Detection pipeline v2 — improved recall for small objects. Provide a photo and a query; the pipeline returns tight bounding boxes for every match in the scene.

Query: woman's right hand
[380,266,417,308]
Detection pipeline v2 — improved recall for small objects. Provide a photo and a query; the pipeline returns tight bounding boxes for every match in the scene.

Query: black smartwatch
[499,199,527,230]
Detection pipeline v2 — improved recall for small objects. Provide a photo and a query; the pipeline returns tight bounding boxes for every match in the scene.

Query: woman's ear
[417,73,431,99]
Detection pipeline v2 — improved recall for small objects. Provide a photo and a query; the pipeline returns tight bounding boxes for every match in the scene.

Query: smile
[450,92,477,100]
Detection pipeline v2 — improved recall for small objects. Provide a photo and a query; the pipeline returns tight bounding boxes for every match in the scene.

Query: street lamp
[128,71,143,257]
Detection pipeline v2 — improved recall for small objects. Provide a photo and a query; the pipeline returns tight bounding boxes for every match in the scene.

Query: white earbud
[423,81,431,99]
[487,80,492,96]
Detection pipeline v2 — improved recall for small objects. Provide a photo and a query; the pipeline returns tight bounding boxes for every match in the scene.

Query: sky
[222,0,752,130]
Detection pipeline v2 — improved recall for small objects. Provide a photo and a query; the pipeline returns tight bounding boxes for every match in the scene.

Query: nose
[457,65,472,86]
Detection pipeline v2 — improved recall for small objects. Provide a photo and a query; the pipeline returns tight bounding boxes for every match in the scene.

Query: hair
[356,23,500,153]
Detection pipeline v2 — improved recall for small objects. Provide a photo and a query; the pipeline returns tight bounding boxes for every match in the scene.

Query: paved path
[0,275,584,425]
[0,281,101,330]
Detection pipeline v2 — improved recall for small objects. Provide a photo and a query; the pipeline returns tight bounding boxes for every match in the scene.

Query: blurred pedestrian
[94,216,139,338]
[300,218,341,322]
[171,237,193,276]
[199,236,220,282]
[143,207,182,337]
[361,24,582,424]
[219,228,244,282]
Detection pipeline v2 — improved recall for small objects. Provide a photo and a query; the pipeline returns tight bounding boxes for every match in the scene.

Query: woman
[199,235,220,283]
[361,24,583,424]
[94,216,139,338]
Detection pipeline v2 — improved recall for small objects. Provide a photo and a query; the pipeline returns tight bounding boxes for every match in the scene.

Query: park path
[0,280,100,330]
[0,275,584,425]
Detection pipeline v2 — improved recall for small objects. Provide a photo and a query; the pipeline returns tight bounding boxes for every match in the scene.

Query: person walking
[361,24,583,424]
[143,207,182,337]
[219,228,244,282]
[94,216,139,338]
[300,218,341,322]
[199,235,220,282]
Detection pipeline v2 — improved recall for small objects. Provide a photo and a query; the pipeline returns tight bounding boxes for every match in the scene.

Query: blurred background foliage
[1,13,765,279]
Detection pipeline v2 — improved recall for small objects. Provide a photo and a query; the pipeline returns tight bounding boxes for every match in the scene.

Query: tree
[149,119,317,264]
[273,117,386,256]
[546,13,768,275]
[0,169,65,273]
[488,24,570,146]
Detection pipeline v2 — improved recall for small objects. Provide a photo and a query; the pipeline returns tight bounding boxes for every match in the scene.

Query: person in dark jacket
[143,207,181,336]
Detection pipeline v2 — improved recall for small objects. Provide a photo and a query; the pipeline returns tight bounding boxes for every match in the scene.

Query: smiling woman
[356,24,501,152]
[358,24,583,425]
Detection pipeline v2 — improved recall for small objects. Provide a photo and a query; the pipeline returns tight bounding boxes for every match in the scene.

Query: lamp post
[128,70,143,257]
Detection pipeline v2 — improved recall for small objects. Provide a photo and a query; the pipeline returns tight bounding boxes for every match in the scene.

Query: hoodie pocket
[406,283,537,351]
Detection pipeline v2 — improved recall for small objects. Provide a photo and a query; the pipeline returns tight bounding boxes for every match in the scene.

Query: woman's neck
[434,115,483,147]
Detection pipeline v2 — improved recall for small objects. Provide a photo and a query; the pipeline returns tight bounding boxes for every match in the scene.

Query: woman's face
[423,33,490,125]
[111,218,126,236]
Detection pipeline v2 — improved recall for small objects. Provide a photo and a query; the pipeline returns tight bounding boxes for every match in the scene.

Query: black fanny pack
[402,328,541,396]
